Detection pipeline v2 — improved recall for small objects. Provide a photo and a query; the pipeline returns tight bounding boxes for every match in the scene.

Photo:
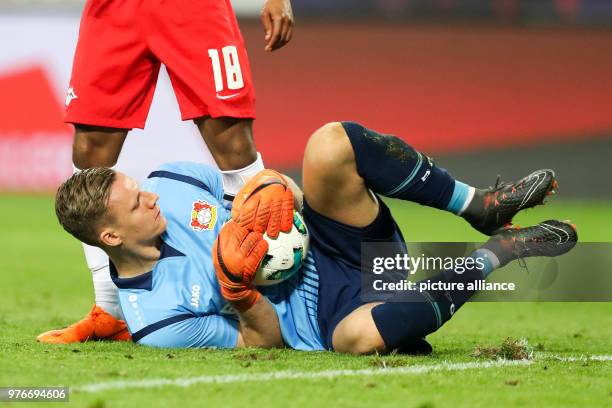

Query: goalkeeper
[52,122,577,353]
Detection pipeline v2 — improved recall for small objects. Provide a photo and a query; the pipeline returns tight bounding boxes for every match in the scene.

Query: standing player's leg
[302,122,577,354]
[194,117,264,206]
[38,0,161,343]
[72,125,127,169]
[194,117,256,171]
[146,0,262,200]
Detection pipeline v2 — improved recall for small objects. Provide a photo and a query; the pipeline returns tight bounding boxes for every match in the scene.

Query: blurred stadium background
[0,0,611,195]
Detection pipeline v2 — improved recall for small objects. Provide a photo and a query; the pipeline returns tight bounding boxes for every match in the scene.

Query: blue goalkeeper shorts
[302,196,407,350]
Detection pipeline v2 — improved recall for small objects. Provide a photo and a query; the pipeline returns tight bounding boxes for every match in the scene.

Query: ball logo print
[254,211,309,286]
[190,200,217,231]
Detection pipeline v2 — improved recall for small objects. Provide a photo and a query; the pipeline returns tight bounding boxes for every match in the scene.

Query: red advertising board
[0,66,72,191]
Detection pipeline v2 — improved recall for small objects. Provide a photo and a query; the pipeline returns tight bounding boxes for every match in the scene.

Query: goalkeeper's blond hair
[55,167,116,246]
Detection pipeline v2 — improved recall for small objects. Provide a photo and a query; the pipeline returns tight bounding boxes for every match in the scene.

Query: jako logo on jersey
[190,285,201,308]
[190,200,217,231]
[65,86,77,106]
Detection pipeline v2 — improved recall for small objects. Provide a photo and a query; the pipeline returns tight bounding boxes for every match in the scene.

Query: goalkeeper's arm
[213,221,284,348]
[234,296,284,348]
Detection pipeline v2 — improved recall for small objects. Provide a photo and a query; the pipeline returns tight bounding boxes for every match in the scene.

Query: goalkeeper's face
[100,172,167,250]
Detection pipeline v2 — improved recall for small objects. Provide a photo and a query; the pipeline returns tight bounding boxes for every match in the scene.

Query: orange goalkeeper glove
[232,169,294,239]
[213,220,269,312]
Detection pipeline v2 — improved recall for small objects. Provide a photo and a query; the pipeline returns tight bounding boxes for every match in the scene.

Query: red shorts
[64,0,255,129]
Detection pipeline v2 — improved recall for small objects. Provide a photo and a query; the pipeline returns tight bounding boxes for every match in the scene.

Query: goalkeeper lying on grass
[51,122,577,354]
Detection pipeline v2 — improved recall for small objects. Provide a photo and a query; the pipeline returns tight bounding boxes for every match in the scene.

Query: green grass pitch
[0,194,611,407]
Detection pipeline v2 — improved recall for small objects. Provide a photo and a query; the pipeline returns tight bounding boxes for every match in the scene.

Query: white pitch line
[75,359,531,393]
[549,355,612,362]
[74,354,612,394]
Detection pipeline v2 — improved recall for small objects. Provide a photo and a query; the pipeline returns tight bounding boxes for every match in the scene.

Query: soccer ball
[254,211,309,286]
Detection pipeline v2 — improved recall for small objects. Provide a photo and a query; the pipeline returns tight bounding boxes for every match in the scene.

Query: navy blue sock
[371,254,490,350]
[342,122,472,211]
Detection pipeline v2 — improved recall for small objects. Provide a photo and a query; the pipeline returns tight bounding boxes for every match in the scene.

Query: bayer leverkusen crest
[190,200,217,231]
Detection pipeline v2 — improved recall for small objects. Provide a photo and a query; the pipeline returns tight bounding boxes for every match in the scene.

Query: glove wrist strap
[222,288,261,313]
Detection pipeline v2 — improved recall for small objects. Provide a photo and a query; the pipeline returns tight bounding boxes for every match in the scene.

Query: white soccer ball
[254,211,309,286]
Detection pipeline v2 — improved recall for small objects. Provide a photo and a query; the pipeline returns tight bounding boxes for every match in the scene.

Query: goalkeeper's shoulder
[153,161,221,179]
[149,161,223,197]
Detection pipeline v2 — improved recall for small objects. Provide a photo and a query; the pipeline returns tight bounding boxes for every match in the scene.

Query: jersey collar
[109,241,185,291]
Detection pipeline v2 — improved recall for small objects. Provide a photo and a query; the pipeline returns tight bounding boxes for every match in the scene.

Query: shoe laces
[490,174,516,193]
[494,174,502,190]
[509,226,534,272]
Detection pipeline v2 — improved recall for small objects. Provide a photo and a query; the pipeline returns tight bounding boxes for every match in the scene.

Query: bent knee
[332,304,386,355]
[333,322,386,355]
[303,122,353,178]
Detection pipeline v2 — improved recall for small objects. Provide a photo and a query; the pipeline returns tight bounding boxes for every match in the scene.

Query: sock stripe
[446,181,473,215]
[470,249,500,278]
[458,187,476,215]
[383,153,423,197]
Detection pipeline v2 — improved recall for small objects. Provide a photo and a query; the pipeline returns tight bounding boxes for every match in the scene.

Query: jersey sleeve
[152,161,225,202]
[136,315,239,349]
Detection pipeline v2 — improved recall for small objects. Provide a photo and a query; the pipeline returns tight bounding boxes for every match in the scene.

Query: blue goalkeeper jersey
[110,162,324,350]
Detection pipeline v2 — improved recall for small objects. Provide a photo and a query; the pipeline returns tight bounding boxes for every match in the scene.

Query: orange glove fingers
[239,194,269,234]
[231,169,287,219]
[243,238,269,274]
[214,222,250,284]
[264,188,295,238]
[264,193,282,238]
[213,220,268,313]
[279,189,295,233]
[234,185,294,237]
[239,231,266,261]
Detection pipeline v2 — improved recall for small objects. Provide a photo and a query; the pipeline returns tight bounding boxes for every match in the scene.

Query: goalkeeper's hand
[232,169,294,239]
[213,220,268,312]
